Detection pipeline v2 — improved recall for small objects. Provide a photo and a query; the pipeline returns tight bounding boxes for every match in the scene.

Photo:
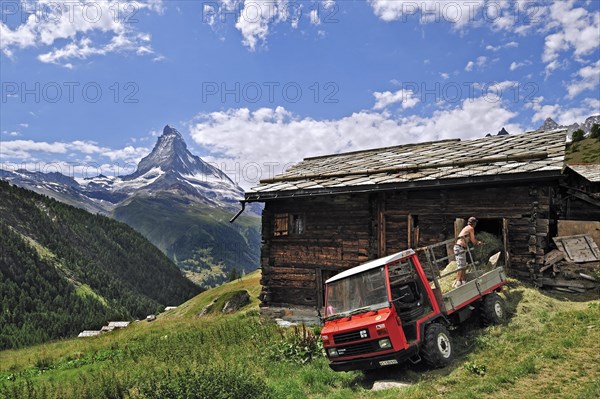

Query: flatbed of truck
[442,266,507,313]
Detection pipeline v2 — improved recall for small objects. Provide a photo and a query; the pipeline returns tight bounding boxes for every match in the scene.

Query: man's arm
[469,228,481,245]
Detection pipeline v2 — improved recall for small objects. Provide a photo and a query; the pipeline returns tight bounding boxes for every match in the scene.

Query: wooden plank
[544,249,565,266]
[536,278,598,289]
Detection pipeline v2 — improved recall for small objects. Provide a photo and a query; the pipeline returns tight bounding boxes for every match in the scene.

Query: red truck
[321,238,507,371]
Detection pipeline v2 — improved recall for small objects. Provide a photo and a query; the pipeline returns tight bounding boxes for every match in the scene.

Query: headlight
[378,338,392,349]
[327,348,339,357]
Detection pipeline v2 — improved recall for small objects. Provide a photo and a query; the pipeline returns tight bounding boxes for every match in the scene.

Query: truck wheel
[421,323,453,368]
[482,292,506,325]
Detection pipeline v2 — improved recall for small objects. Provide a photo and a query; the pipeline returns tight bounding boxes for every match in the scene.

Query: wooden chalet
[243,130,598,315]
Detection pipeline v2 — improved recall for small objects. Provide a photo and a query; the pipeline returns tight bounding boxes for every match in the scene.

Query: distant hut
[78,330,102,338]
[107,321,130,329]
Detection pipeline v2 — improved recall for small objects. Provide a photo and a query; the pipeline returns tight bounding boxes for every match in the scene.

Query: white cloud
[2,131,22,137]
[465,56,486,72]
[211,0,314,51]
[440,72,450,80]
[189,98,521,188]
[204,3,218,27]
[310,9,320,25]
[373,89,420,110]
[322,0,336,10]
[234,0,285,51]
[1,1,163,66]
[527,96,598,126]
[37,34,154,66]
[566,59,600,99]
[0,140,69,158]
[103,146,150,162]
[368,0,485,28]
[486,41,518,51]
[510,60,531,71]
[542,1,600,72]
[19,123,29,128]
[0,138,149,166]
[366,0,596,81]
[583,98,600,112]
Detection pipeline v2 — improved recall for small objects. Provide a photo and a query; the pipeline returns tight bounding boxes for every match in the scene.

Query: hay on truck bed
[437,232,504,293]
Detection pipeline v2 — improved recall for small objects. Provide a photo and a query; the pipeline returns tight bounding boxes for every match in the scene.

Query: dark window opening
[474,218,502,236]
[291,214,305,234]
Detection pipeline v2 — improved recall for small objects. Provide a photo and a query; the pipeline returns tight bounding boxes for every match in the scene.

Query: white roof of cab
[325,249,415,284]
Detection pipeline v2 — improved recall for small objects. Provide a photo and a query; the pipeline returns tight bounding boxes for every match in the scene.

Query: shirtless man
[453,217,483,288]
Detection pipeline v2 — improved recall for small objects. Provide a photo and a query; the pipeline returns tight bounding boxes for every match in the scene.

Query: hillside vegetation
[1,270,598,399]
[0,181,201,350]
[565,137,600,163]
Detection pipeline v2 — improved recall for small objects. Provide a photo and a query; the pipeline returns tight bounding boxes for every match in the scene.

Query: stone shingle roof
[567,164,600,183]
[247,129,567,200]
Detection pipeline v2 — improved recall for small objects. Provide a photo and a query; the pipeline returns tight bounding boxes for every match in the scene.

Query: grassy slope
[565,137,600,163]
[1,273,599,399]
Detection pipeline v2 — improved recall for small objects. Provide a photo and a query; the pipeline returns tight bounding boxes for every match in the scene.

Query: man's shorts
[454,244,467,270]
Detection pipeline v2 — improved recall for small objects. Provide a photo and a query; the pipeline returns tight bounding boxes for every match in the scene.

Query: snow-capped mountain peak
[1,125,245,213]
[128,125,229,182]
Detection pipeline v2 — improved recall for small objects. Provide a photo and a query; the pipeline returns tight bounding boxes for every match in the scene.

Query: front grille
[334,329,370,344]
[337,340,381,357]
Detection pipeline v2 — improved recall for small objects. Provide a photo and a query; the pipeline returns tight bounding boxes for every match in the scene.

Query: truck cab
[321,242,507,371]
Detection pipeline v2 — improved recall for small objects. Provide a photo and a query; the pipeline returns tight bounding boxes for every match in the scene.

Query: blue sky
[1,0,599,187]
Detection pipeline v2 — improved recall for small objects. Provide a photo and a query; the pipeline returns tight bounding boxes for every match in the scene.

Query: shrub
[137,367,273,399]
[268,325,324,365]
[590,123,600,139]
[572,129,585,142]
[465,361,487,376]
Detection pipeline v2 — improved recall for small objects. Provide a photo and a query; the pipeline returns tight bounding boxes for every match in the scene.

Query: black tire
[420,323,454,368]
[481,292,506,326]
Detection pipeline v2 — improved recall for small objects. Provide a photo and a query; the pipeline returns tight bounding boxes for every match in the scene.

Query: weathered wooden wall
[260,194,373,308]
[259,182,555,308]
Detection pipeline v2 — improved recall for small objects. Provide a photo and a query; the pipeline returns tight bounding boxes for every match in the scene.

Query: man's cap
[468,217,478,225]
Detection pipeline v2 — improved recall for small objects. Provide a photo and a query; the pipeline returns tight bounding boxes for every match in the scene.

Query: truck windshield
[325,267,389,319]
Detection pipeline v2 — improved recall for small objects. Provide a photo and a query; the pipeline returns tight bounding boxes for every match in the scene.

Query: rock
[371,380,413,391]
[275,318,298,328]
[197,298,217,318]
[222,290,250,313]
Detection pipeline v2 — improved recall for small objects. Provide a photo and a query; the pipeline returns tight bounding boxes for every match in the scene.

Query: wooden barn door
[454,218,465,237]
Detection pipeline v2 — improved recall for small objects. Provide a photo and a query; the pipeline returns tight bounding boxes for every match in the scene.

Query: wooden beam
[566,189,600,208]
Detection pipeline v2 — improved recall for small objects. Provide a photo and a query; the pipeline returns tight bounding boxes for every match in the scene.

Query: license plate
[379,359,398,366]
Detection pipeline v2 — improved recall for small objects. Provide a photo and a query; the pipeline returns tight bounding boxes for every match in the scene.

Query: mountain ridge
[535,114,600,138]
